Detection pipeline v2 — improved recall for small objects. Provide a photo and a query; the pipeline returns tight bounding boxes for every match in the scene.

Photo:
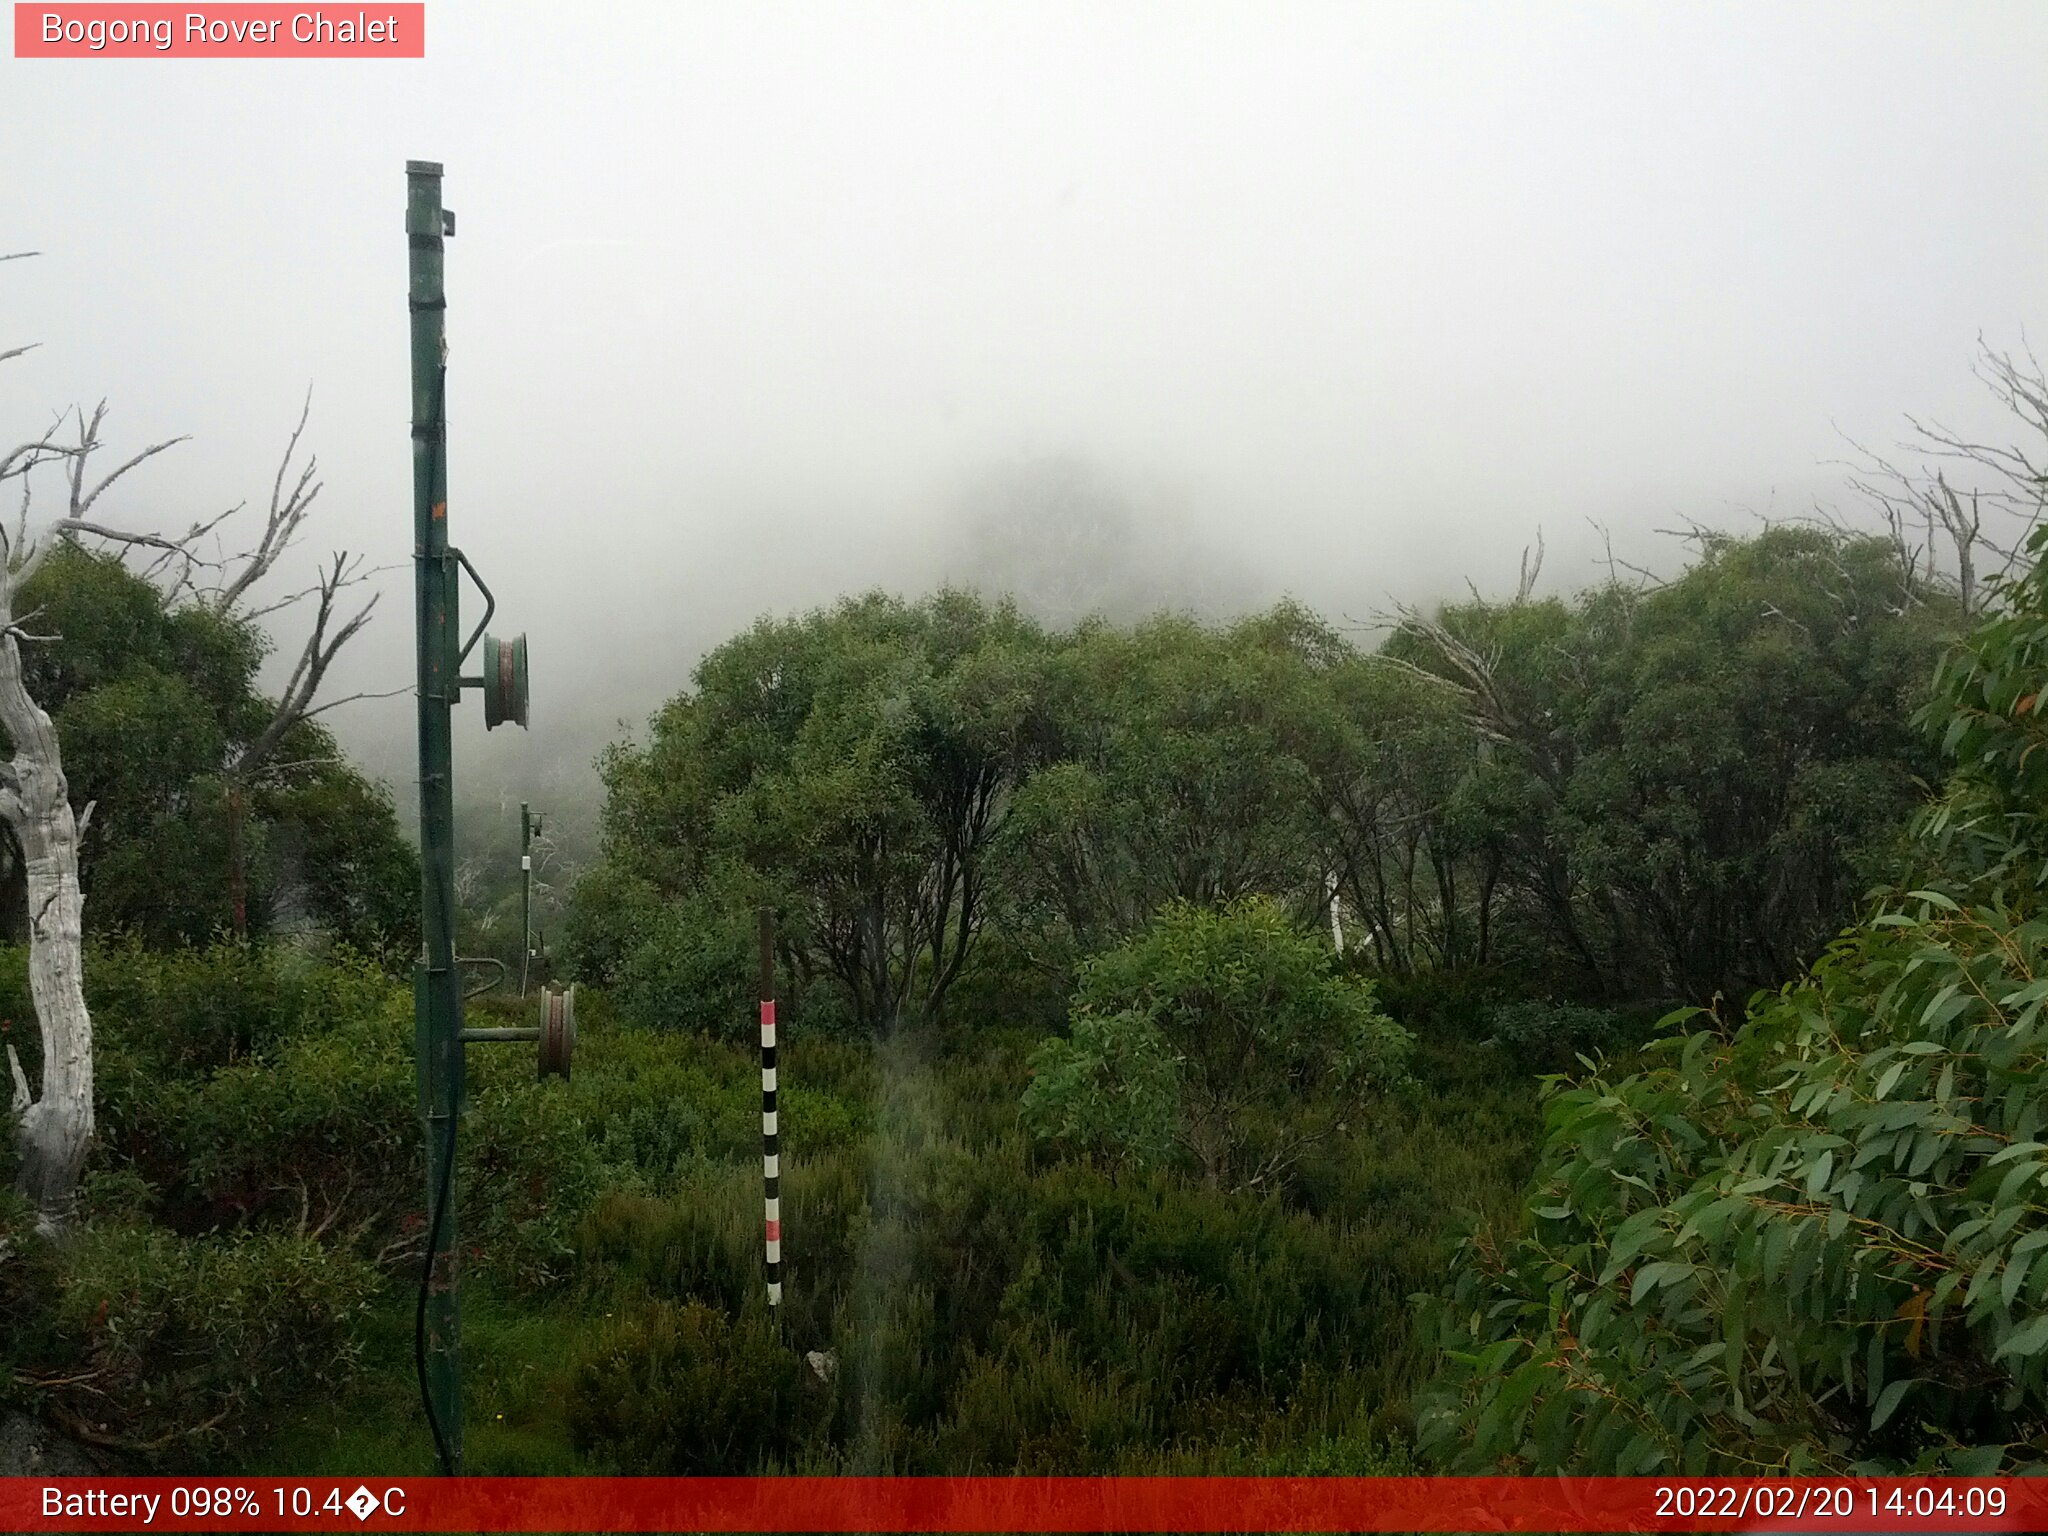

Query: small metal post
[759,907,781,1315]
[519,803,540,997]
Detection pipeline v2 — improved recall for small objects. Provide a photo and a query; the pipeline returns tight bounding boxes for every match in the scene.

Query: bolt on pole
[408,157,464,1476]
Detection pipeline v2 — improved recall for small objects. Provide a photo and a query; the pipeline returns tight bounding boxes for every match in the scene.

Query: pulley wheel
[482,633,530,730]
[538,983,575,1081]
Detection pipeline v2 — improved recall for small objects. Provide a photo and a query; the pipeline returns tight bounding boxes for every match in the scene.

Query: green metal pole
[407,158,464,1475]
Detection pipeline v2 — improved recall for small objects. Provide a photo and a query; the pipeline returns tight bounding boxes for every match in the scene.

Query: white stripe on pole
[761,908,783,1317]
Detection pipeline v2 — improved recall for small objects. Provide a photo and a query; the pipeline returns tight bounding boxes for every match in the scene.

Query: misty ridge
[412,411,1970,865]
[939,455,1261,627]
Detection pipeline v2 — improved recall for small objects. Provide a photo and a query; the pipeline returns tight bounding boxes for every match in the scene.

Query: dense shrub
[174,1002,414,1239]
[77,940,392,1079]
[1023,898,1413,1191]
[15,944,590,1290]
[1484,999,1624,1073]
[464,1040,602,1290]
[553,1009,1490,1473]
[566,1301,808,1472]
[576,1175,757,1316]
[0,1188,65,1393]
[934,1319,1151,1472]
[50,1225,376,1464]
[1368,966,1525,1034]
[575,1137,876,1353]
[1011,1164,1382,1401]
[569,1017,870,1192]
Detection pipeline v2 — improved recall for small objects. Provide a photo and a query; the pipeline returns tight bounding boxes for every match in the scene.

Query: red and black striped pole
[758,907,781,1313]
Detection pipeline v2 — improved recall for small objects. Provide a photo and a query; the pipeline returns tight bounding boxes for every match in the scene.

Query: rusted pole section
[759,906,781,1314]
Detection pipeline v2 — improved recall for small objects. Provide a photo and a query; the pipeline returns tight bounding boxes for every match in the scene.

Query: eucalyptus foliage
[1417,528,2048,1476]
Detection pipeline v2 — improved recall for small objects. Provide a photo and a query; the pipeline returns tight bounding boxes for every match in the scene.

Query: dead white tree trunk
[0,523,93,1236]
[0,259,94,1233]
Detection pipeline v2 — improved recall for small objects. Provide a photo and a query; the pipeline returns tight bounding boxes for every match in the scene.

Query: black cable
[412,361,460,1479]
[415,1101,459,1476]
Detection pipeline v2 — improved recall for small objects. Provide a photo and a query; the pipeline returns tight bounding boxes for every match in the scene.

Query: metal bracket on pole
[449,546,496,668]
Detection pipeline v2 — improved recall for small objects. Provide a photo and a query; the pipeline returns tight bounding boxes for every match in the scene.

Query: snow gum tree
[2,253,385,1232]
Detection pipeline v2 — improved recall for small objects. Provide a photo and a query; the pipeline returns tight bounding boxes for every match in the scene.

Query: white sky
[3,0,2044,794]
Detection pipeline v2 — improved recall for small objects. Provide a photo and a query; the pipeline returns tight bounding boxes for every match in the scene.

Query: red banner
[0,1476,2042,1532]
[13,5,424,57]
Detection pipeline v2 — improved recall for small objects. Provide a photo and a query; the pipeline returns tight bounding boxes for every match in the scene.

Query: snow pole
[759,906,782,1315]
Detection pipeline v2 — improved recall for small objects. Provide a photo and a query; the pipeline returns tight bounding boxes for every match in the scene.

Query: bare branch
[61,518,218,564]
[212,386,320,616]
[1831,341,2048,603]
[232,551,379,779]
[65,409,190,524]
[1514,527,1545,603]
[0,434,80,487]
[239,557,398,624]
[299,683,410,721]
[1583,519,1664,590]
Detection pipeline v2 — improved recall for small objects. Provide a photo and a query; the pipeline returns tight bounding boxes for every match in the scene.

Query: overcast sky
[3,1,2044,798]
